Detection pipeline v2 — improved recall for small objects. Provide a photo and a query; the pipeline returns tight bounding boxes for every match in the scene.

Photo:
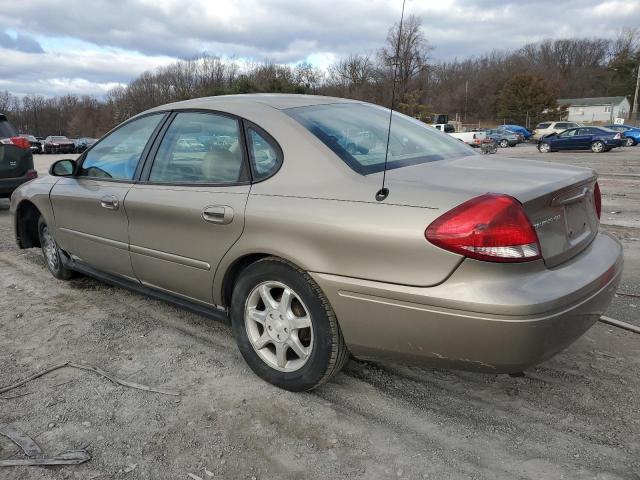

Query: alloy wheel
[591,141,604,153]
[244,281,314,372]
[538,143,550,153]
[626,137,634,147]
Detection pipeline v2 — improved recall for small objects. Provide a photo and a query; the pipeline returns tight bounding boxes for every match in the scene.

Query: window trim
[138,109,254,187]
[75,112,169,183]
[242,120,284,182]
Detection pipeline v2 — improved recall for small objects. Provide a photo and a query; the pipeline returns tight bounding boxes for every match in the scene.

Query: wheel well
[16,201,42,249]
[221,253,272,308]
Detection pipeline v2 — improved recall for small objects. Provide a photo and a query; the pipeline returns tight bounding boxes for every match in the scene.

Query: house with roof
[557,96,630,123]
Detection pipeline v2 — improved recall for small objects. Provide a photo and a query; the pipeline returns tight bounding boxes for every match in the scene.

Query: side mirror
[50,159,76,177]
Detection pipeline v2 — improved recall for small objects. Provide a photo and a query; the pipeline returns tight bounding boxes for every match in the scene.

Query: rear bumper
[311,232,623,373]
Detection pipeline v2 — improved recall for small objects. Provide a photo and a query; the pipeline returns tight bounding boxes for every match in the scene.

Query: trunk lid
[385,155,598,266]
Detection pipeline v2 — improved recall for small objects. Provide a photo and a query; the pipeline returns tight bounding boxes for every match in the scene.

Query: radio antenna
[376,0,406,202]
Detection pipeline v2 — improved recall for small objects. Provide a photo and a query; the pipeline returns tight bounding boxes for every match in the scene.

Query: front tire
[499,139,509,148]
[625,137,636,147]
[230,257,349,391]
[538,142,551,153]
[38,217,74,280]
[591,141,605,153]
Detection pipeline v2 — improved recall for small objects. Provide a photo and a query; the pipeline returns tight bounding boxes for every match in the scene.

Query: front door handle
[100,195,119,210]
[202,205,234,225]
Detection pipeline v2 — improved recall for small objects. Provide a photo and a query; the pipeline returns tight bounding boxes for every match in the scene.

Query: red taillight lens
[25,169,38,180]
[9,136,31,149]
[425,193,542,263]
[593,182,601,219]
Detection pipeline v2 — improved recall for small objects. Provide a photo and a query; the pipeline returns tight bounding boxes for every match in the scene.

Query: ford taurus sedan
[11,94,623,391]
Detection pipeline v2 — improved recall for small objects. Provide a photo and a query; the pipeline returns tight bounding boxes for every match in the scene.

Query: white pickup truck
[431,124,486,147]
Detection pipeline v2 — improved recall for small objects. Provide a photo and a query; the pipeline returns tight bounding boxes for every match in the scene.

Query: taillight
[425,193,542,263]
[593,182,601,219]
[9,136,31,149]
[614,133,621,140]
[25,169,38,180]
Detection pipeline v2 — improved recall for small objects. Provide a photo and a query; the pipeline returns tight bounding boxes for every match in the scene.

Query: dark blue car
[537,126,623,154]
[497,124,532,140]
[603,124,640,146]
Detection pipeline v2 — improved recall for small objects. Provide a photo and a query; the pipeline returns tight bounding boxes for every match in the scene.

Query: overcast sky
[0,0,638,98]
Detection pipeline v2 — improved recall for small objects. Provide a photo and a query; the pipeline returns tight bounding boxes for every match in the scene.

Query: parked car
[11,95,622,391]
[18,134,42,154]
[74,137,97,153]
[537,126,623,153]
[498,124,532,140]
[483,128,519,147]
[0,113,37,198]
[43,135,75,154]
[533,121,581,140]
[603,124,640,146]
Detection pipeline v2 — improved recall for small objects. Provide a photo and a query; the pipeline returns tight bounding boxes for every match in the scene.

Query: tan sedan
[11,95,622,391]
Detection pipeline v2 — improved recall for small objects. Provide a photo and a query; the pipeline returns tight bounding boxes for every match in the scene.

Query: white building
[558,96,630,123]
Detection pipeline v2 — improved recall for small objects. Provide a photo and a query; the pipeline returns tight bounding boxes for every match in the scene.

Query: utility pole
[464,80,468,124]
[633,62,640,121]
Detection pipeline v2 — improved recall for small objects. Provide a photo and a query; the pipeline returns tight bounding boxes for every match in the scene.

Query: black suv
[1,113,37,198]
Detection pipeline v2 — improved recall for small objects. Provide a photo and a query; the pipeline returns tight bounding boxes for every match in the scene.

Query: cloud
[0,30,43,53]
[0,0,638,97]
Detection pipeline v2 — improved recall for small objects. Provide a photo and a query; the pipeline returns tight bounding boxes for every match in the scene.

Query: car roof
[145,93,360,114]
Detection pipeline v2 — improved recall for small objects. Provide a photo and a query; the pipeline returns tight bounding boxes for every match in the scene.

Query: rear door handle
[100,195,119,210]
[202,205,234,225]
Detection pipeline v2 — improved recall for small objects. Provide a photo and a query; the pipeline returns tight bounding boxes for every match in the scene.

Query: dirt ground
[1,147,639,479]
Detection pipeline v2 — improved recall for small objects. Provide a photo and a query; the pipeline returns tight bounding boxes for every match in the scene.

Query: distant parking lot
[1,147,639,479]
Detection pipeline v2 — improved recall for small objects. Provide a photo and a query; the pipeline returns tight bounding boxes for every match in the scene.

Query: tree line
[1,19,638,138]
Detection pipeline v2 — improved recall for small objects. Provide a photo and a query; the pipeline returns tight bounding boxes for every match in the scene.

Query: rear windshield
[284,103,474,175]
[536,122,551,129]
[0,119,17,138]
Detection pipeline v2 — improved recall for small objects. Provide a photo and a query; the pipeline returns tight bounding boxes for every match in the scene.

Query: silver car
[11,94,623,391]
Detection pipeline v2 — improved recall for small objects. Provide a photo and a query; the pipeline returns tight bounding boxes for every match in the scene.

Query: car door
[50,113,167,280]
[574,128,595,149]
[549,128,576,149]
[124,111,254,305]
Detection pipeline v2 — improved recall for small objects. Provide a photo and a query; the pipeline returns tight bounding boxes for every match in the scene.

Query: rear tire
[230,257,349,391]
[38,217,74,280]
[591,141,605,153]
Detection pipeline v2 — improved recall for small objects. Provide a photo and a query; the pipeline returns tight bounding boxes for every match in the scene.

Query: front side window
[79,114,164,180]
[149,112,246,184]
[247,127,281,180]
[285,103,474,175]
[558,129,577,137]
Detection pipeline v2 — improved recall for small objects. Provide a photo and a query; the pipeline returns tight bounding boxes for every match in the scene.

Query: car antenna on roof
[376,0,406,202]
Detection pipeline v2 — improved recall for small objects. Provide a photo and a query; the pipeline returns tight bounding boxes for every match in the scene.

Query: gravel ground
[1,149,639,479]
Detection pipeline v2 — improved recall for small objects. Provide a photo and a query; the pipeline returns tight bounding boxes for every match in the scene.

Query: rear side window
[443,124,455,133]
[79,114,164,180]
[246,127,282,181]
[0,119,17,138]
[285,103,473,175]
[148,112,247,185]
[536,122,551,129]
